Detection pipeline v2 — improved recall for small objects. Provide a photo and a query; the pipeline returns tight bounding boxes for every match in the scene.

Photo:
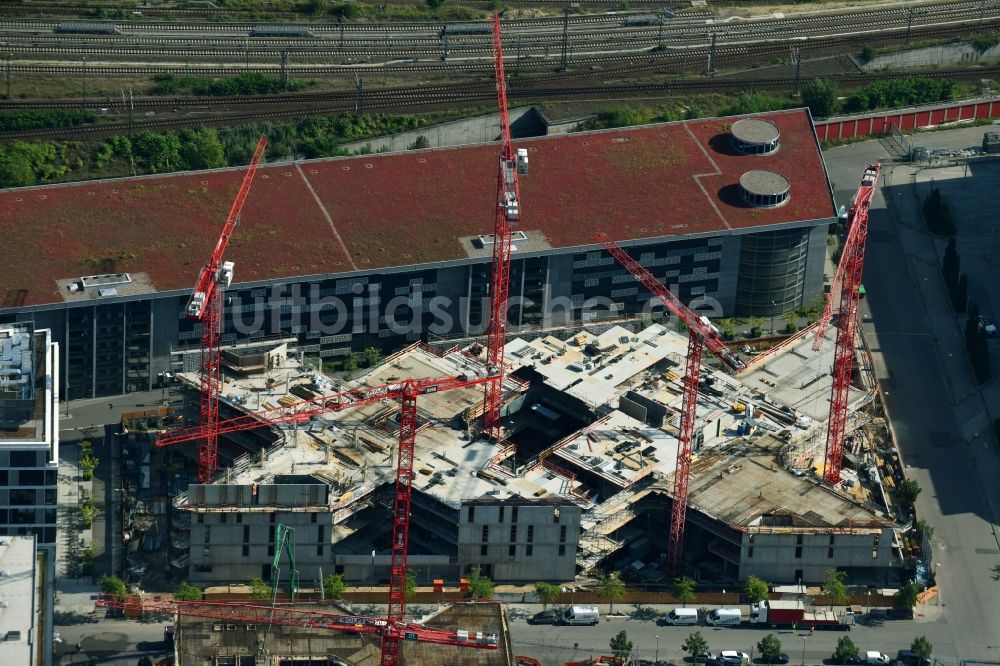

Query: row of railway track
[0,20,992,80]
[2,66,995,141]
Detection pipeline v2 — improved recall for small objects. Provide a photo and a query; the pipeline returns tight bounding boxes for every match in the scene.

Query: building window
[468,506,475,523]
[510,525,517,542]
[243,525,250,542]
[828,547,834,558]
[796,534,803,545]
[481,525,489,543]
[242,545,250,557]
[748,546,754,558]
[829,534,835,545]
[509,544,516,557]
[560,525,567,543]
[499,506,504,523]
[526,545,533,557]
[270,513,276,524]
[527,525,534,543]
[204,527,211,544]
[553,507,560,523]
[318,525,325,556]
[221,513,227,524]
[511,506,518,523]
[558,545,566,556]
[194,564,213,573]
[311,513,318,523]
[197,514,205,524]
[481,544,488,556]
[794,546,802,558]
[236,513,242,524]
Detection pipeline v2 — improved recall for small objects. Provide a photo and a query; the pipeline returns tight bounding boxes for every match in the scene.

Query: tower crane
[483,12,528,441]
[594,232,745,573]
[95,595,499,652]
[817,164,881,484]
[185,134,268,483]
[155,372,497,666]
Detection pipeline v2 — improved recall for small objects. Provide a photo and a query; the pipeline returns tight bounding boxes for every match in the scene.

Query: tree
[179,127,226,170]
[323,573,346,599]
[78,440,99,481]
[914,519,935,544]
[467,566,494,599]
[784,312,798,334]
[405,569,417,600]
[895,581,920,608]
[174,581,203,601]
[409,135,431,150]
[426,0,446,7]
[365,346,383,367]
[966,303,982,347]
[743,575,770,603]
[758,634,783,664]
[535,582,561,610]
[953,273,968,313]
[942,237,959,288]
[834,636,859,663]
[610,630,634,659]
[0,144,36,187]
[860,45,876,63]
[800,78,839,118]
[598,571,626,614]
[911,636,933,659]
[671,575,696,607]
[330,2,360,19]
[682,631,710,662]
[898,479,922,505]
[821,568,848,606]
[249,577,271,600]
[98,574,127,596]
[343,352,359,372]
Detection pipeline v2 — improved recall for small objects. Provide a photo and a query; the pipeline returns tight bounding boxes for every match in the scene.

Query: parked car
[692,651,717,662]
[830,654,862,665]
[720,651,750,665]
[758,654,789,665]
[527,610,558,625]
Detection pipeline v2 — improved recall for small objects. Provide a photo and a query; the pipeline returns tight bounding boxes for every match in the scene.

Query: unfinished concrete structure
[166,316,903,587]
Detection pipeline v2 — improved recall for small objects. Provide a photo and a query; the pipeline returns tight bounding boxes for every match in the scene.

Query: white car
[720,651,751,665]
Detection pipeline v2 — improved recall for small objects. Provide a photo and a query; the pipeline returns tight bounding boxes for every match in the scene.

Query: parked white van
[705,608,742,626]
[560,606,600,626]
[664,607,699,625]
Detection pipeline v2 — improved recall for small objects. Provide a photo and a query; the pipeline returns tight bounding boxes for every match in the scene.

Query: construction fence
[814,96,1000,141]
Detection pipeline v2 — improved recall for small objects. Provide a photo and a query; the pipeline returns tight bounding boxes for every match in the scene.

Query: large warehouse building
[0,108,836,400]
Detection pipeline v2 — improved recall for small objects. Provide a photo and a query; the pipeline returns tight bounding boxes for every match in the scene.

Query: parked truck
[749,600,854,630]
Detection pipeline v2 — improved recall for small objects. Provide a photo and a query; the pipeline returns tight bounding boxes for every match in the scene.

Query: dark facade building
[0,109,835,400]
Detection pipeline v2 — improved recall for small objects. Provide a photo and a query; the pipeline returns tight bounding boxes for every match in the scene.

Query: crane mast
[823,164,880,484]
[483,12,524,441]
[186,135,267,483]
[594,232,744,573]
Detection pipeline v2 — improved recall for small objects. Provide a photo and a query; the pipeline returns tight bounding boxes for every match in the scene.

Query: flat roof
[0,537,36,664]
[0,108,834,308]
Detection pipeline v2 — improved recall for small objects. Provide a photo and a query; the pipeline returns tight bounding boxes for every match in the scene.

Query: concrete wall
[456,501,581,582]
[339,106,545,154]
[864,42,1000,71]
[737,527,896,584]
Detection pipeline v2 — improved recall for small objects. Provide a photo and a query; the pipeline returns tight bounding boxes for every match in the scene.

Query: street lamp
[770,300,777,334]
[655,635,660,665]
[801,636,808,666]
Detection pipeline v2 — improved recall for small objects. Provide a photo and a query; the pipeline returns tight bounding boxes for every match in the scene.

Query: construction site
[56,15,921,666]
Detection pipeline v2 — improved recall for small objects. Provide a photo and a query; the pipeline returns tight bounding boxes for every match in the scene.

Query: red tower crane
[594,232,745,573]
[483,12,526,441]
[95,595,499,653]
[820,164,880,484]
[156,372,495,666]
[185,135,268,483]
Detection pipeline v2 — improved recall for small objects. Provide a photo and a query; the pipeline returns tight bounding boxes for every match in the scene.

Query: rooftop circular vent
[739,170,790,208]
[731,118,780,155]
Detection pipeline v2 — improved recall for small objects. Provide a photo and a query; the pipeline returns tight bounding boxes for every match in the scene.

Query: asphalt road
[822,128,1000,662]
[506,605,950,666]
